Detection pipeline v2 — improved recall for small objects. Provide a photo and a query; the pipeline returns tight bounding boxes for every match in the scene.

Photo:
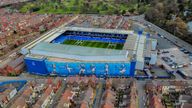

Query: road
[0,72,55,81]
[136,81,147,108]
[115,17,124,29]
[48,80,67,108]
[93,79,104,108]
[5,82,28,108]
[129,15,192,53]
[0,76,34,81]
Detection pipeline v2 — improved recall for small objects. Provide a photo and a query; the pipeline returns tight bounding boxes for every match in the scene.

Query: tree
[145,7,164,23]
[166,17,188,37]
[121,10,126,15]
[101,4,108,11]
[74,0,79,5]
[164,0,179,15]
[175,17,188,36]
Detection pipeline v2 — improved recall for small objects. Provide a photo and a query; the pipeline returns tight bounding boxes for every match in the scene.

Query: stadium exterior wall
[129,61,136,77]
[24,57,49,75]
[24,57,136,77]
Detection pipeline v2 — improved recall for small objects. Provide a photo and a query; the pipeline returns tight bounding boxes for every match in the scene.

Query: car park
[157,36,192,78]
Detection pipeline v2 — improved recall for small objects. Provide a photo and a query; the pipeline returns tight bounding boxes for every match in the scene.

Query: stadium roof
[123,34,138,51]
[30,42,129,62]
[44,27,134,43]
[21,27,134,55]
[64,27,134,34]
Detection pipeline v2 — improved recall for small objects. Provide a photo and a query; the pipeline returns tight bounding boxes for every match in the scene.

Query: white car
[171,65,176,69]
[178,65,183,68]
[148,24,151,27]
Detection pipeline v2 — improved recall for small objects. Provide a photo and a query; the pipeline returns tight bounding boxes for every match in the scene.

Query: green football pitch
[63,40,124,50]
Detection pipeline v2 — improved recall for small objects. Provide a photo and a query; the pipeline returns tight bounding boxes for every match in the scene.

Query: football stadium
[21,27,157,77]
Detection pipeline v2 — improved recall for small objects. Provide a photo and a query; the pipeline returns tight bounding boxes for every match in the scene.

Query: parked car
[170,55,175,58]
[162,51,169,54]
[184,50,189,54]
[180,48,185,51]
[183,64,188,67]
[169,64,176,69]
[188,53,192,57]
[178,65,183,68]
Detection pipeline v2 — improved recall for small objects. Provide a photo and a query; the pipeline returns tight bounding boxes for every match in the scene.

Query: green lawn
[63,40,123,50]
[19,0,147,14]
